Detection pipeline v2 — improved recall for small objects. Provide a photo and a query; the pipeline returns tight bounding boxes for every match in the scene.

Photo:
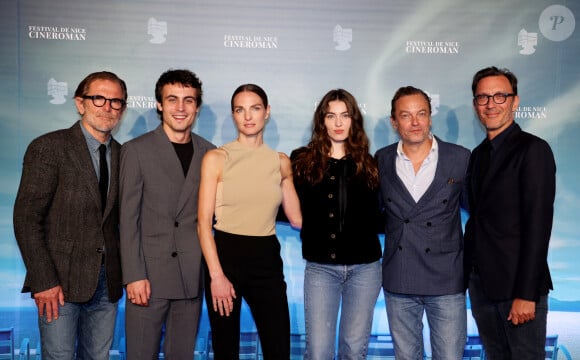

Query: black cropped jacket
[292,154,383,265]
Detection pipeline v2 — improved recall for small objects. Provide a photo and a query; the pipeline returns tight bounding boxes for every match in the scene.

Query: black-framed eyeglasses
[473,93,515,106]
[82,95,126,110]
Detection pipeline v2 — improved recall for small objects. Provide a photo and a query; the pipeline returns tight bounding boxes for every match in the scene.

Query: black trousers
[205,230,290,359]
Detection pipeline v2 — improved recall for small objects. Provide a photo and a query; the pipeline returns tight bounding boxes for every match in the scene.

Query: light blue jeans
[38,266,118,360]
[384,291,466,360]
[304,261,381,360]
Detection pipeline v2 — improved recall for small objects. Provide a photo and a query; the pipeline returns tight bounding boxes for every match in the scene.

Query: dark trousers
[125,297,201,360]
[469,272,548,360]
[205,230,290,360]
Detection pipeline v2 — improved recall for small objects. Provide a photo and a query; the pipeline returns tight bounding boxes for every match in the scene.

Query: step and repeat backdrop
[1,0,579,357]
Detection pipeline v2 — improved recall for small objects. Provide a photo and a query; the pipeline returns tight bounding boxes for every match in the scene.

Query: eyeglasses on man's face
[82,95,126,110]
[473,92,515,106]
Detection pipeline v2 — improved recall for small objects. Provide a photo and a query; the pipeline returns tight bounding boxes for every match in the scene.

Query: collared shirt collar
[80,122,112,179]
[395,134,438,203]
[396,133,437,159]
[79,122,111,150]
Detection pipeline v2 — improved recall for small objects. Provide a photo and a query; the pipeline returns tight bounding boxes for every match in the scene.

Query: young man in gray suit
[14,71,127,359]
[375,86,470,359]
[120,69,215,359]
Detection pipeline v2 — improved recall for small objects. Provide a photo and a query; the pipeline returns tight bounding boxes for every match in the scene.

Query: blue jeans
[38,266,118,360]
[384,291,466,360]
[469,273,548,360]
[304,261,381,360]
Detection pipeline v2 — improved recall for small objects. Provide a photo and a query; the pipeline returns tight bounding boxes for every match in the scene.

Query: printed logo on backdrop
[426,92,440,116]
[515,105,547,120]
[518,29,538,55]
[47,78,68,105]
[223,34,278,49]
[539,5,575,42]
[518,6,575,55]
[127,96,157,109]
[115,96,159,142]
[405,40,460,54]
[358,103,367,115]
[28,25,86,40]
[148,18,167,44]
[333,25,352,51]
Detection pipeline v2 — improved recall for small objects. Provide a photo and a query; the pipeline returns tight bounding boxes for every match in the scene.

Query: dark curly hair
[155,69,203,118]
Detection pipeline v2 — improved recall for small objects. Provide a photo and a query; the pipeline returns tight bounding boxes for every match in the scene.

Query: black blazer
[14,121,123,303]
[464,123,555,302]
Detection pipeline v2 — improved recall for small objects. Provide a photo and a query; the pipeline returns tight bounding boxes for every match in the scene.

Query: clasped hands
[126,279,151,306]
[508,298,536,325]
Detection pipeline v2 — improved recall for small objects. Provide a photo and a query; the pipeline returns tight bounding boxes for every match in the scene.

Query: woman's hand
[210,273,237,316]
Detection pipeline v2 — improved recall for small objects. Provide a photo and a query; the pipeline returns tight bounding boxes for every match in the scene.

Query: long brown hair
[293,89,378,188]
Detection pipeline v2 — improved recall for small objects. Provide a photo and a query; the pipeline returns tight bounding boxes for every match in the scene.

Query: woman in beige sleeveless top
[198,84,302,359]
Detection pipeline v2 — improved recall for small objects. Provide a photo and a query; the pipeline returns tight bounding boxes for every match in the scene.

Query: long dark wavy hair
[292,89,378,188]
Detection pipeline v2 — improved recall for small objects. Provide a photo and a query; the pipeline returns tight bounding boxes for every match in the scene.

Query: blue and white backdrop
[1,0,579,357]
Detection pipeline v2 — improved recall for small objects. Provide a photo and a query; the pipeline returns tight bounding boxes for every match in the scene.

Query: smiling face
[75,79,125,143]
[473,75,520,140]
[157,83,199,143]
[324,100,352,145]
[231,90,270,137]
[391,93,432,146]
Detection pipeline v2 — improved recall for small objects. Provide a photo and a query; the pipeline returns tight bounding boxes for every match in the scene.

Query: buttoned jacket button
[174,221,179,227]
[330,253,336,259]
[171,252,178,257]
[330,233,336,239]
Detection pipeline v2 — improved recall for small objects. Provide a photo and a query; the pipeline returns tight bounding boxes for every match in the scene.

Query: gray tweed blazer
[14,121,123,303]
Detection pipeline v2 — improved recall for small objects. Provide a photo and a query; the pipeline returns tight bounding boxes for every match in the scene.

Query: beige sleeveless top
[214,141,282,236]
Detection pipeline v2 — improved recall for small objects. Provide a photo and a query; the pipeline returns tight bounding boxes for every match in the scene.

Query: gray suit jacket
[13,121,123,303]
[376,137,470,295]
[120,125,215,299]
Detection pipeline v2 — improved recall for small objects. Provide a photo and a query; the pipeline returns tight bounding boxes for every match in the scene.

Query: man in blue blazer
[14,71,126,359]
[376,86,470,360]
[465,66,556,359]
[120,69,215,359]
